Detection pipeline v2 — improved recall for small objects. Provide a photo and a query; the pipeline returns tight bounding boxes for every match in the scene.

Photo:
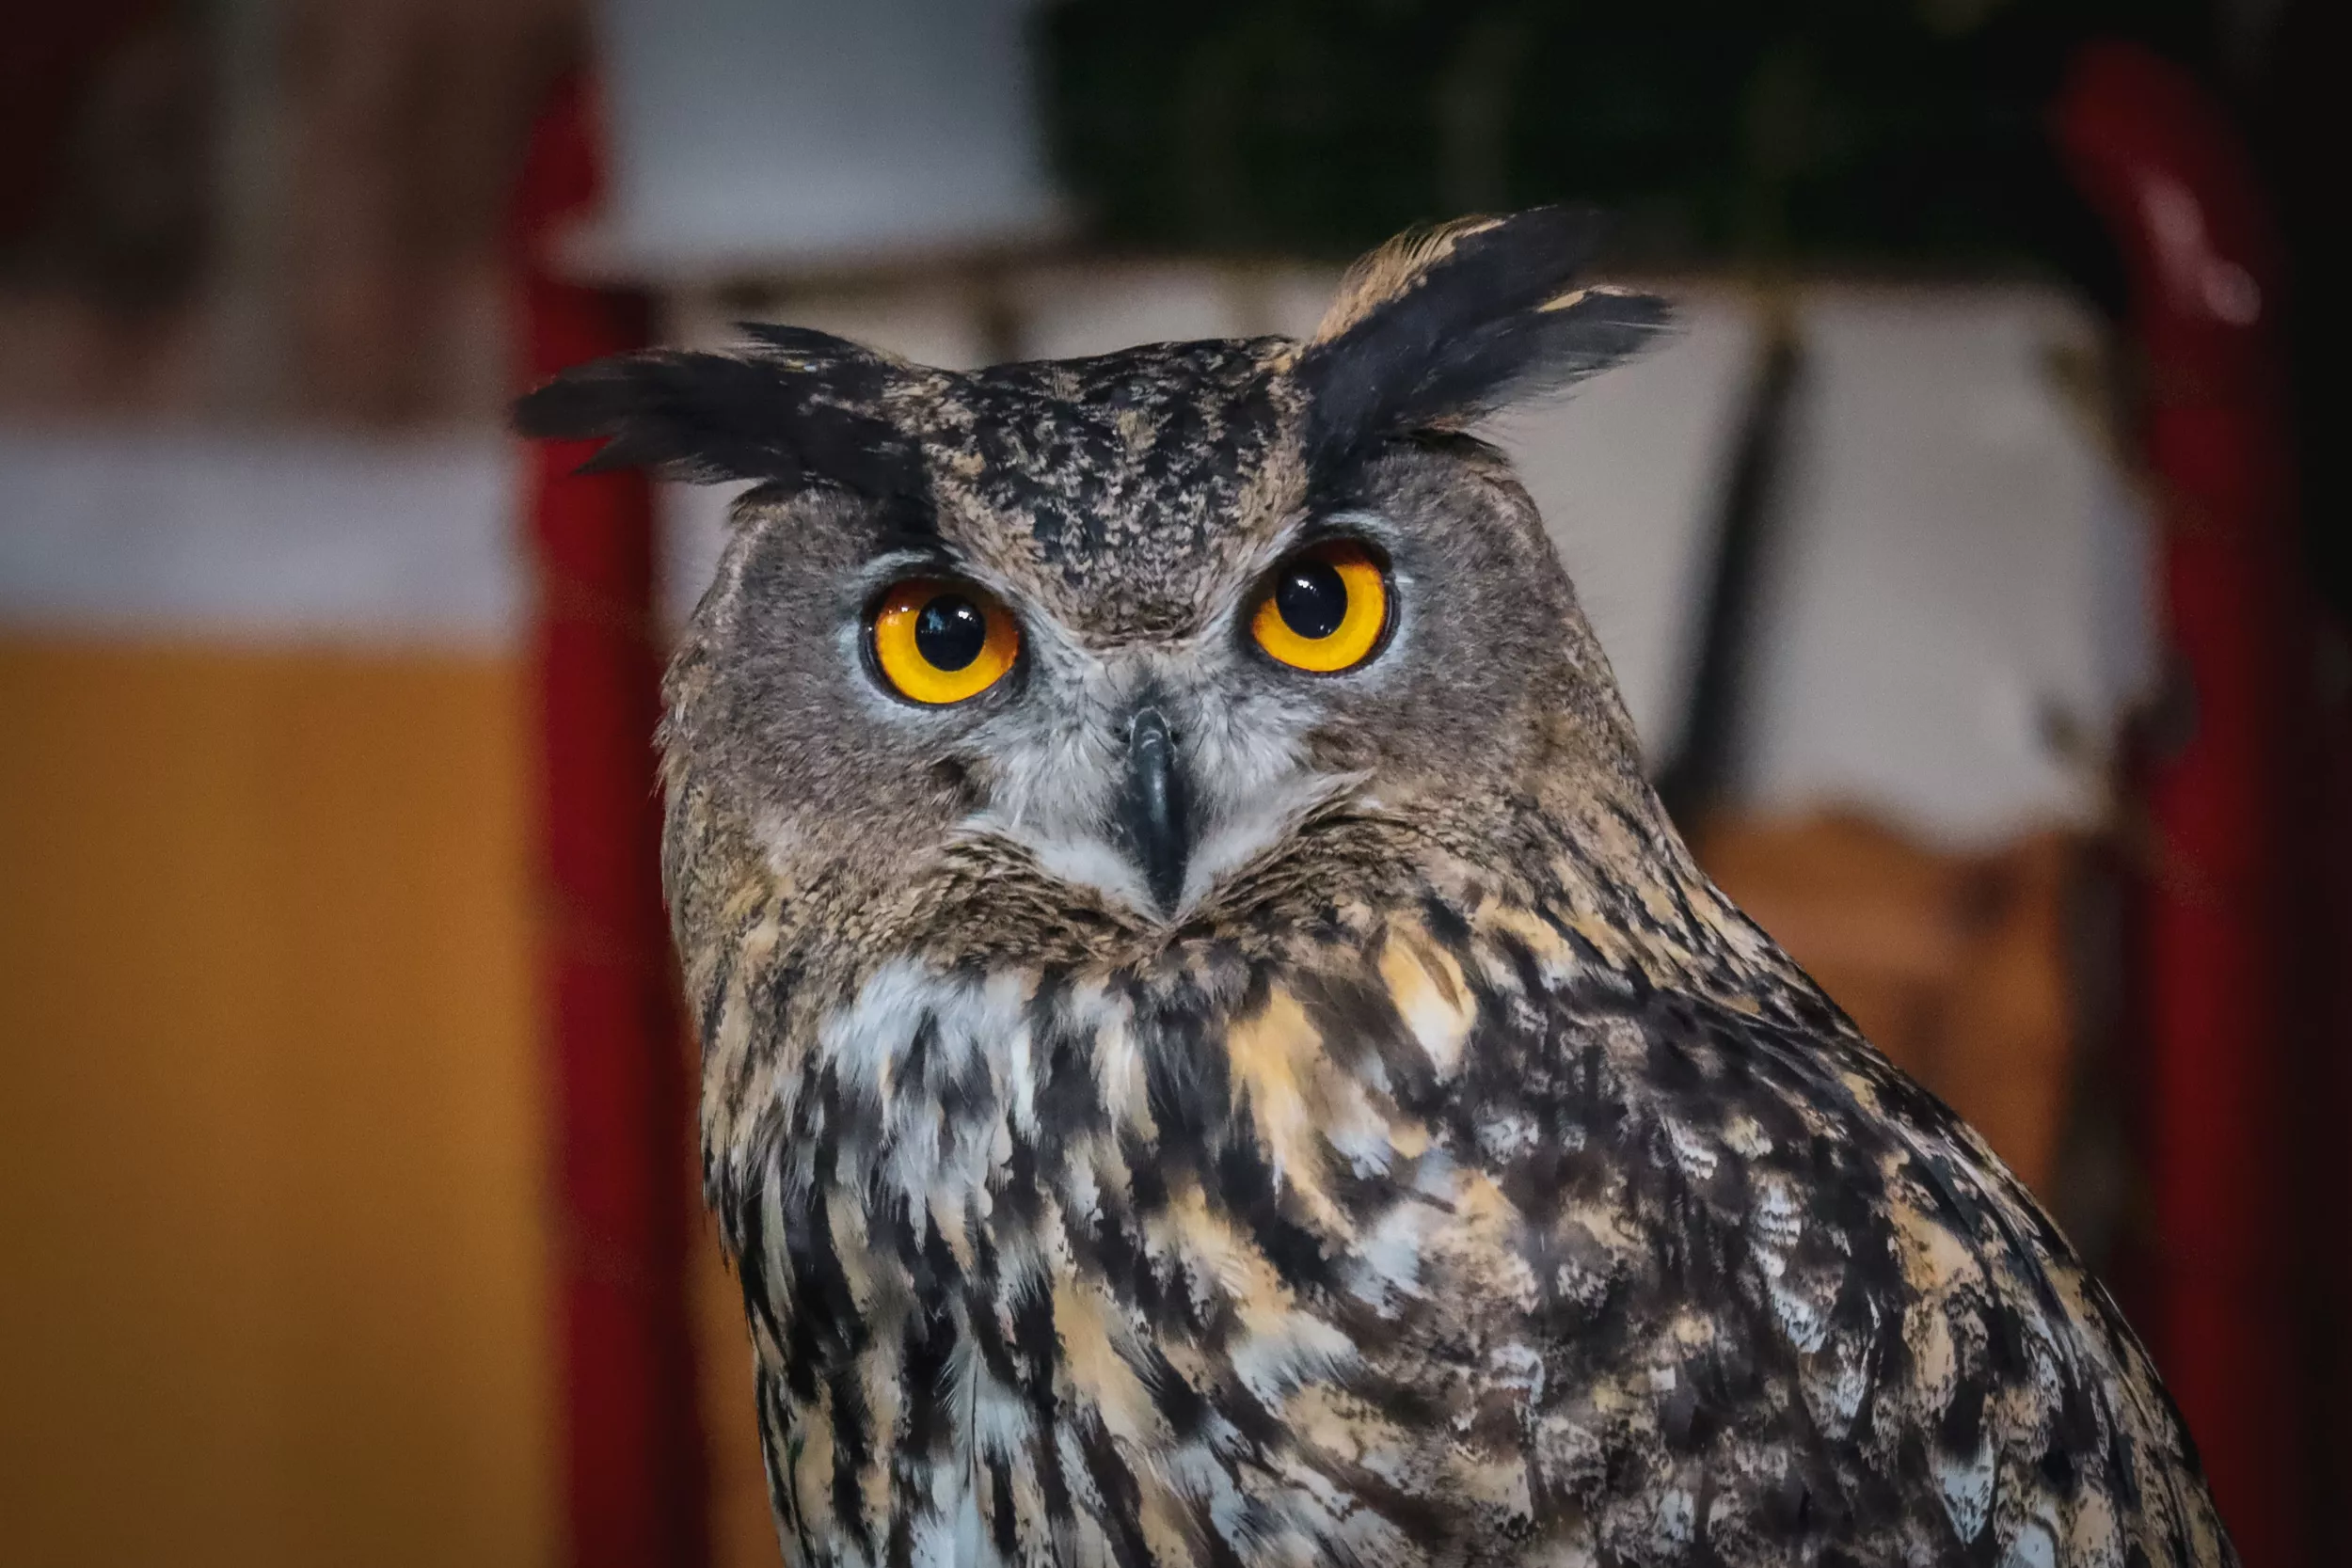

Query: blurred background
[1,2,2345,1566]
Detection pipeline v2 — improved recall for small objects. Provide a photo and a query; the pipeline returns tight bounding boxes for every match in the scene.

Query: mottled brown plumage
[516,207,2233,1566]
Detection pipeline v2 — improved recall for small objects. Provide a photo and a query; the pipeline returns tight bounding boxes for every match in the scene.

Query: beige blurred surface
[0,638,554,1568]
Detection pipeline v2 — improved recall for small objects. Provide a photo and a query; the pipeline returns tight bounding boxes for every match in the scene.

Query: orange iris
[1250,541,1389,673]
[870,579,1020,705]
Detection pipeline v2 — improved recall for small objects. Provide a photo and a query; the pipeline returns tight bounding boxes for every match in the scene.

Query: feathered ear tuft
[1294,205,1672,475]
[511,325,928,505]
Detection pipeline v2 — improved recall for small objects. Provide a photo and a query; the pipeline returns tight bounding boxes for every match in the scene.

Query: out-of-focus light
[2140,173,2265,327]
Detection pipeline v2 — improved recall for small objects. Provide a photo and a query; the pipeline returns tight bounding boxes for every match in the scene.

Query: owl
[516,208,2233,1567]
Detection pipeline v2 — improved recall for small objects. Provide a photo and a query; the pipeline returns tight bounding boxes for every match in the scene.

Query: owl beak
[1119,706,1190,915]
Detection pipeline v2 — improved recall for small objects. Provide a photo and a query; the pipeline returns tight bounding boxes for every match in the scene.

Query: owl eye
[1250,540,1390,673]
[870,579,1020,705]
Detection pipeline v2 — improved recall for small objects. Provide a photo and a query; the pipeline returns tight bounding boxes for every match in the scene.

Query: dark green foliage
[1037,0,2207,273]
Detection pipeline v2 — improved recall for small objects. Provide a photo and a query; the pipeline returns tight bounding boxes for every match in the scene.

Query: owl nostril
[1126,706,1174,756]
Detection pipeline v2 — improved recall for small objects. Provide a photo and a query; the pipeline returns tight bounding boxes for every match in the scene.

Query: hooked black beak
[1119,707,1190,915]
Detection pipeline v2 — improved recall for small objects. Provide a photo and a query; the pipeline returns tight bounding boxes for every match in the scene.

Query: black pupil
[914,594,988,671]
[1274,559,1349,641]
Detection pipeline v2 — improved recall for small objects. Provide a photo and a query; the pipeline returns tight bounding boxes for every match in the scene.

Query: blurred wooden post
[2056,41,2316,1565]
[509,70,708,1568]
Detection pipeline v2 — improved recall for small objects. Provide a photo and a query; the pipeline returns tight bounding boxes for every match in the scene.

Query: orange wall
[0,638,554,1568]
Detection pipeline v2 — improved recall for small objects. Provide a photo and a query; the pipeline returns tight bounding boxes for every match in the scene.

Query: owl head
[516,207,1670,971]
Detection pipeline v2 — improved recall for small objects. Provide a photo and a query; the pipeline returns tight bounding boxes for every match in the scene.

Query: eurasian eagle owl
[516,208,2232,1567]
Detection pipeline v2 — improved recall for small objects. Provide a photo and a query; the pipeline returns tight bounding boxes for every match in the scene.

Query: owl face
[685,424,1613,927]
[518,207,1671,949]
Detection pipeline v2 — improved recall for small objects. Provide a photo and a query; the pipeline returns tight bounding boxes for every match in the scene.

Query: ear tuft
[1295,206,1672,475]
[1307,214,1511,347]
[511,327,928,505]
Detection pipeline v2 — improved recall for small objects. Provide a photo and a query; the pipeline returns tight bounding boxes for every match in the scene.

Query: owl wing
[1229,905,2239,1566]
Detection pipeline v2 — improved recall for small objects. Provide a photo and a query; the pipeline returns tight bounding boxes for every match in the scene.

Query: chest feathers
[702,898,2228,1568]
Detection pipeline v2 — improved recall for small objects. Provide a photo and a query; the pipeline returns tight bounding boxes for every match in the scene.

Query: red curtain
[508,71,709,1568]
